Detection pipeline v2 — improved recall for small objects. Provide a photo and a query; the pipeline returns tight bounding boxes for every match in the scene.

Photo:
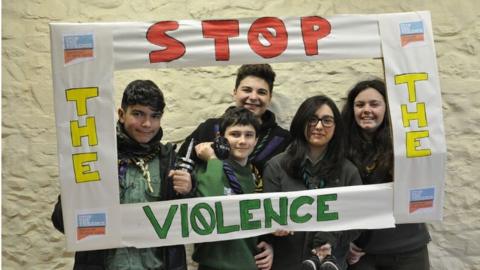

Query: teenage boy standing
[192,107,272,270]
[52,80,193,270]
[179,64,291,184]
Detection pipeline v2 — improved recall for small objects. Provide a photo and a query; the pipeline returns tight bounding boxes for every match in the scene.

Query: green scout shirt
[193,158,259,270]
[105,157,164,270]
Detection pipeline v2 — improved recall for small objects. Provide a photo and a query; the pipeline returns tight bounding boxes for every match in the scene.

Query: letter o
[190,203,216,235]
[248,17,288,58]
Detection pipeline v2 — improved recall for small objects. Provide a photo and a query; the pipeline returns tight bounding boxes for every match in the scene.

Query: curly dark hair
[121,80,165,112]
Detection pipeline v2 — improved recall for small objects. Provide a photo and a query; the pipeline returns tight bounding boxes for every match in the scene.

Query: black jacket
[263,153,362,270]
[353,165,430,254]
[178,109,291,177]
[51,143,188,270]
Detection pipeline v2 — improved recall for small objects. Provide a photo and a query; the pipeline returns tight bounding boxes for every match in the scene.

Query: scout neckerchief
[222,159,262,195]
[249,111,286,163]
[222,160,244,194]
[116,122,163,196]
[301,156,326,190]
[212,124,243,194]
[214,123,263,193]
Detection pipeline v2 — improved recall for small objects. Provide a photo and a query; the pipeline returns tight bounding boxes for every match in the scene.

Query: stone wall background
[2,0,479,269]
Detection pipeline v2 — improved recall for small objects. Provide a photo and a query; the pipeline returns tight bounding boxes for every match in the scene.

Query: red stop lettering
[202,20,239,61]
[146,21,186,63]
[301,16,331,56]
[248,17,288,59]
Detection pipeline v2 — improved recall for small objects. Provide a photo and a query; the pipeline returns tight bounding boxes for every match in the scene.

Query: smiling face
[353,88,386,134]
[118,104,162,144]
[224,124,258,166]
[233,76,272,121]
[304,104,336,154]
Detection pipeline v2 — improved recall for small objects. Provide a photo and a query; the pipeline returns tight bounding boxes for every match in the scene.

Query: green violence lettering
[143,194,339,239]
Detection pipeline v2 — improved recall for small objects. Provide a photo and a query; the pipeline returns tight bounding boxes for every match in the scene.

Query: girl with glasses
[263,95,362,270]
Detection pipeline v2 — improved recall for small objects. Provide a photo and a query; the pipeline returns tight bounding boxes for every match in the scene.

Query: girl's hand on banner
[273,229,293,237]
[255,241,273,270]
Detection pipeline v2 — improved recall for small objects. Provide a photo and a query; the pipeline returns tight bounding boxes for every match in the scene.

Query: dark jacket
[51,143,187,270]
[353,165,431,255]
[178,109,291,177]
[263,152,362,270]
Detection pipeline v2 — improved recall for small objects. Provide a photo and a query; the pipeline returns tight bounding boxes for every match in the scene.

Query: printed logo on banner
[77,212,106,240]
[399,21,425,47]
[63,33,95,65]
[409,187,434,213]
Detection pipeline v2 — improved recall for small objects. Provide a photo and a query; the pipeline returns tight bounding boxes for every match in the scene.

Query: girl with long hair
[342,79,430,270]
[263,95,362,270]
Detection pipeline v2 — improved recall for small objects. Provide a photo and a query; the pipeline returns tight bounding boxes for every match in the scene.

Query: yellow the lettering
[70,117,98,147]
[401,103,428,128]
[72,152,100,183]
[395,73,428,102]
[406,131,432,158]
[66,87,99,116]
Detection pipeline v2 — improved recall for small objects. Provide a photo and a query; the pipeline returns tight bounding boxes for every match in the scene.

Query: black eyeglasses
[307,116,335,128]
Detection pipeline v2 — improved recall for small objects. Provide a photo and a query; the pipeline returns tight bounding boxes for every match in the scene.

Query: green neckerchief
[302,152,327,189]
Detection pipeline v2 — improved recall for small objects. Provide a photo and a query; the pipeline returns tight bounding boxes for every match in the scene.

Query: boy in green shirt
[192,107,272,270]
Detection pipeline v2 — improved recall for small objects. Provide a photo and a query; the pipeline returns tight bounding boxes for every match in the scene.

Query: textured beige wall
[2,0,479,269]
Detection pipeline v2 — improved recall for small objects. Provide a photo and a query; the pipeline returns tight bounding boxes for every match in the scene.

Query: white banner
[50,12,446,251]
[379,12,446,223]
[112,15,381,69]
[119,184,394,249]
[50,25,122,250]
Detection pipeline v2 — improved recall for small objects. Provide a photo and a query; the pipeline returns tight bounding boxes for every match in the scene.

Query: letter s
[146,21,186,63]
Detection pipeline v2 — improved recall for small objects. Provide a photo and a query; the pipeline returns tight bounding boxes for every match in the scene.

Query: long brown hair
[284,95,345,182]
[341,79,393,179]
